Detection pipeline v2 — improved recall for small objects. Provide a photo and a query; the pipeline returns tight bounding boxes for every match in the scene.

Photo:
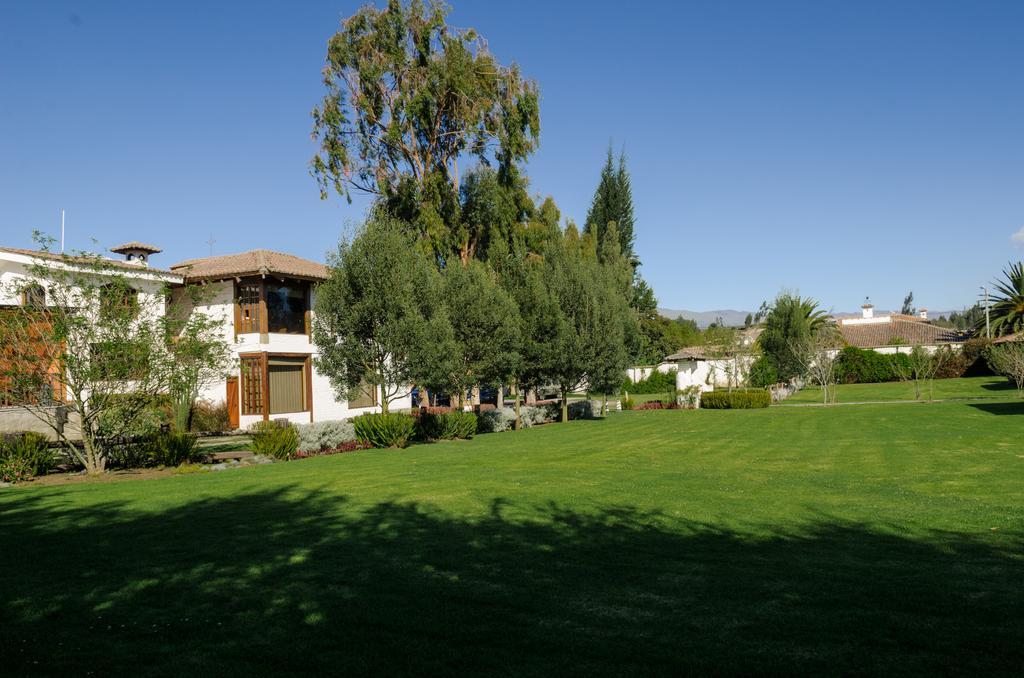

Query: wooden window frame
[238,352,313,422]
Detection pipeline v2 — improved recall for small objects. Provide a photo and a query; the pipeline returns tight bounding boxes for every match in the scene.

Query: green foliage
[416,411,478,441]
[249,422,300,460]
[0,432,55,481]
[758,294,829,380]
[314,216,457,414]
[353,413,416,449]
[311,0,540,265]
[477,408,517,434]
[985,261,1024,337]
[747,356,779,388]
[586,146,636,263]
[835,347,908,384]
[621,396,635,410]
[148,431,202,467]
[189,400,232,433]
[700,390,771,409]
[437,260,522,401]
[623,369,677,394]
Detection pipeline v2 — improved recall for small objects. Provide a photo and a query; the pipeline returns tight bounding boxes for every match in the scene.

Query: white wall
[188,280,412,428]
[626,362,676,383]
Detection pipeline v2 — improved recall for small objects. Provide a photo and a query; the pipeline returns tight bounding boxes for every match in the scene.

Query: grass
[784,375,1017,404]
[2,386,1023,675]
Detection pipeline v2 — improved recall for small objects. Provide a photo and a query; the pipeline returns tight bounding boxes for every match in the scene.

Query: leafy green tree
[986,341,1024,396]
[489,237,562,427]
[545,237,600,422]
[313,216,456,414]
[438,260,522,407]
[758,293,829,381]
[985,262,1024,336]
[165,287,235,432]
[588,224,638,411]
[0,236,230,474]
[900,291,915,316]
[311,0,540,265]
[585,146,635,264]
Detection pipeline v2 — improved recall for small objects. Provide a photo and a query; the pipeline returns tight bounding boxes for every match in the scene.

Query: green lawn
[784,375,1017,404]
[2,390,1023,675]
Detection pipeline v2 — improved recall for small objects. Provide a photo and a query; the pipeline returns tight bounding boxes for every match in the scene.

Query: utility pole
[981,286,990,338]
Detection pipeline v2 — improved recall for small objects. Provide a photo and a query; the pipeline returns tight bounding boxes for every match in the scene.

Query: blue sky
[2,1,1022,313]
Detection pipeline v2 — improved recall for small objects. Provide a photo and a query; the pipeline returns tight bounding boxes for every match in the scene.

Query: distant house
[664,328,761,392]
[836,301,966,353]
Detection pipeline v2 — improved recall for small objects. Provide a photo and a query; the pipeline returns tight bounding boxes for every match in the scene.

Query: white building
[0,244,181,437]
[0,243,407,437]
[168,249,408,429]
[835,300,966,353]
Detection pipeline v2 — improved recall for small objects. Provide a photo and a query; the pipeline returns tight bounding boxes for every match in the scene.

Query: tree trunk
[381,397,389,415]
[602,393,608,416]
[512,384,521,430]
[560,388,568,423]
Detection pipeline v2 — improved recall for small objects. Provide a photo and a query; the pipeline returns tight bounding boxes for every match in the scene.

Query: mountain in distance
[659,307,962,328]
[658,308,751,328]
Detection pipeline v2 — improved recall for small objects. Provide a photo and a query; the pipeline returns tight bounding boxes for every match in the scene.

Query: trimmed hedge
[835,347,910,384]
[354,412,416,449]
[700,390,771,409]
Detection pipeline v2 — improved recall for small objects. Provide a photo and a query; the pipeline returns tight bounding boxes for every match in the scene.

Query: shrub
[416,411,477,440]
[105,439,153,470]
[296,420,356,453]
[622,369,677,394]
[292,439,372,458]
[353,413,416,448]
[621,396,635,410]
[1,432,56,477]
[148,430,203,466]
[0,456,34,483]
[516,405,549,428]
[700,390,771,409]
[249,421,300,459]
[568,400,597,420]
[747,355,778,388]
[477,408,516,434]
[190,400,232,433]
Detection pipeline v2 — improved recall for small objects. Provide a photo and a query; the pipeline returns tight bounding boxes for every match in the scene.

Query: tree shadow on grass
[967,401,1024,415]
[1,491,1021,677]
[980,379,1015,391]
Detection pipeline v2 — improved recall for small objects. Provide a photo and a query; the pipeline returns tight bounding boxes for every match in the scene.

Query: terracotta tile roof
[0,246,179,276]
[111,242,162,254]
[838,318,965,348]
[170,249,329,282]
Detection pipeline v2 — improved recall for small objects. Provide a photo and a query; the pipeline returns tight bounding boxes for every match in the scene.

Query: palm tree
[758,294,831,380]
[986,262,1024,337]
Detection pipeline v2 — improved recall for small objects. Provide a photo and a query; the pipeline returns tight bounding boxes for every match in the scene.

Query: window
[266,282,308,334]
[348,377,377,409]
[100,283,138,320]
[239,354,310,417]
[22,284,46,308]
[240,356,264,415]
[236,282,261,334]
[268,356,308,414]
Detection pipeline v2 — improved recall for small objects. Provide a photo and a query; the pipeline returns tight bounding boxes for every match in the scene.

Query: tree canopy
[311,0,540,265]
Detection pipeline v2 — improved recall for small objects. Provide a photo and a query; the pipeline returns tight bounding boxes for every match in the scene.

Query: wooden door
[226,377,240,429]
